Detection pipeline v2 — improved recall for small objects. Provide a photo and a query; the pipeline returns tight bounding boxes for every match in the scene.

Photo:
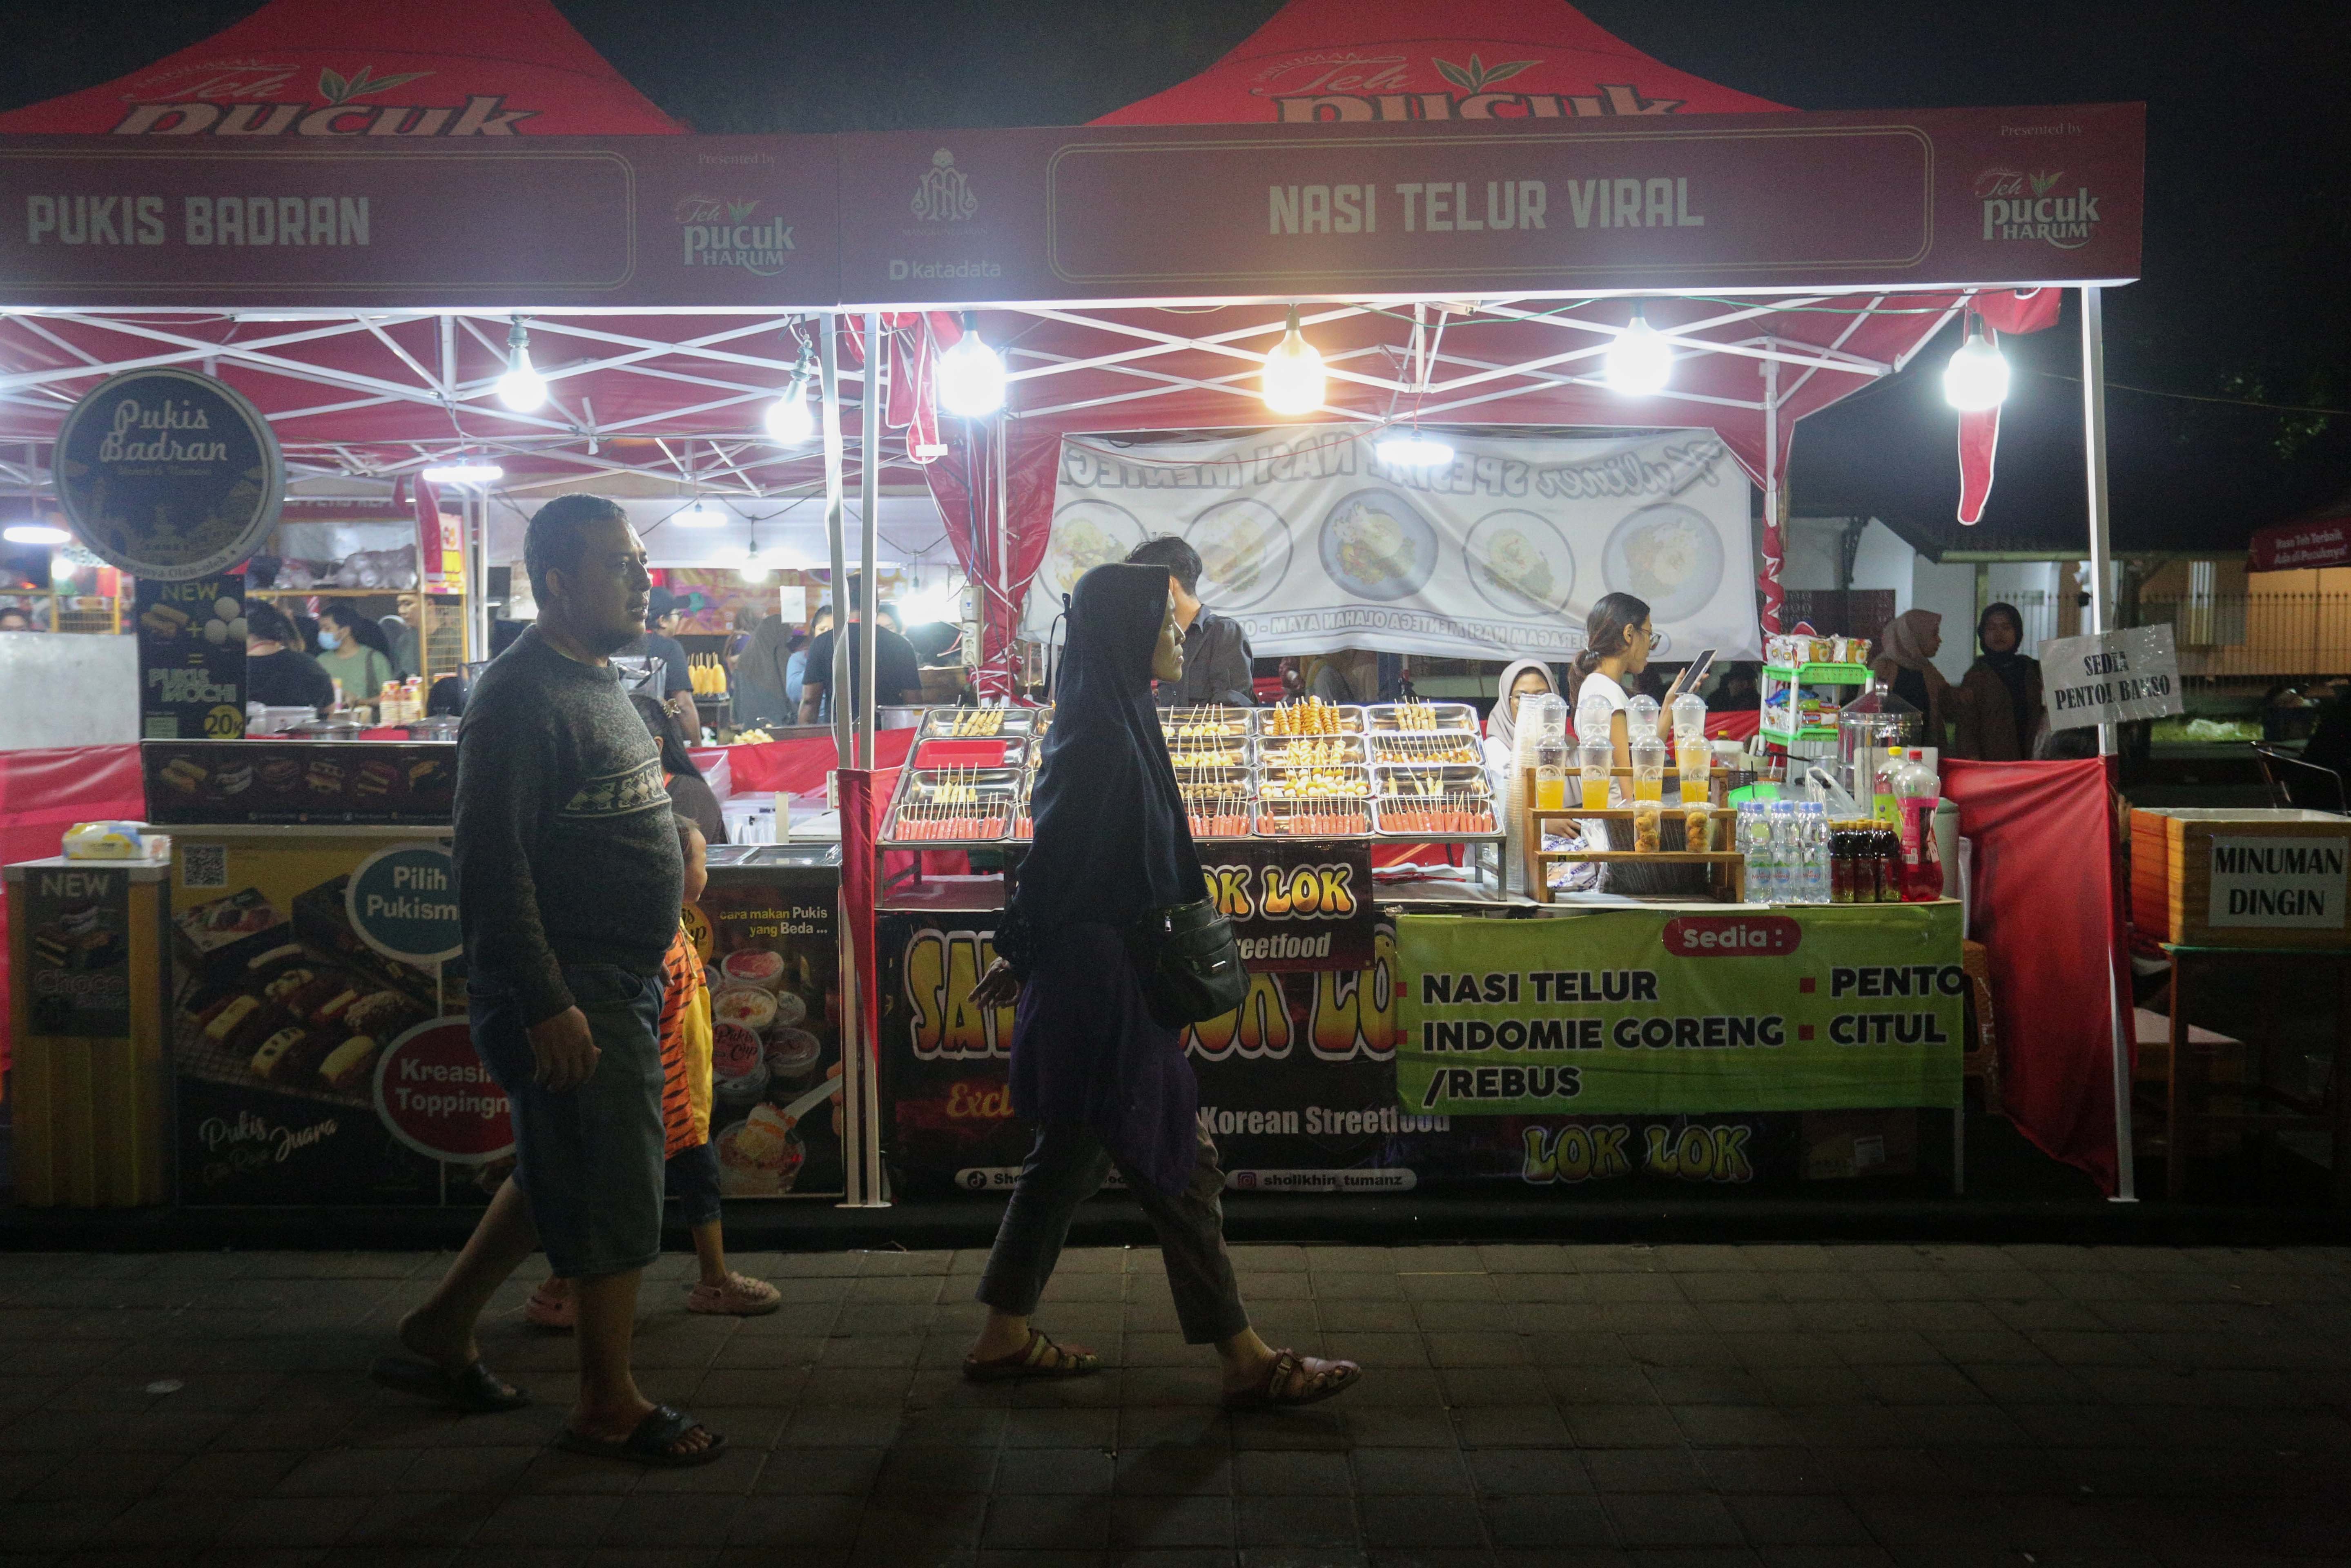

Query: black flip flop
[557,1404,728,1468]
[368,1355,529,1413]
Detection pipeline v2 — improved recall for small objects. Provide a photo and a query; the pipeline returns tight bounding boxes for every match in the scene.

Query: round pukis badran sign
[54,368,284,581]
[373,1019,514,1165]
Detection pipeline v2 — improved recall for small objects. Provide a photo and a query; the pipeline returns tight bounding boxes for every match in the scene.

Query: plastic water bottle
[1767,801,1799,904]
[1737,804,1768,902]
[1797,802,1831,904]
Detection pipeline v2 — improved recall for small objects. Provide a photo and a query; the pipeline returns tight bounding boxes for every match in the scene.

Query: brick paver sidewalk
[0,1241,2344,1565]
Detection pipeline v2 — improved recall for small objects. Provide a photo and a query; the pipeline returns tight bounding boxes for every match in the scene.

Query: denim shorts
[471,963,666,1279]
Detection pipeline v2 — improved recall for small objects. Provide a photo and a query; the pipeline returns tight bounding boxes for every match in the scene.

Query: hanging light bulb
[766,342,816,443]
[739,539,771,584]
[1604,304,1672,397]
[1261,306,1325,415]
[1942,318,2011,411]
[1373,427,1454,468]
[420,460,502,485]
[936,313,1007,418]
[496,317,546,412]
[766,376,814,444]
[675,497,724,528]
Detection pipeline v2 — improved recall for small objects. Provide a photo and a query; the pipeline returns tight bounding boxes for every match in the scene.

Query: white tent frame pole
[818,311,879,1208]
[837,309,888,1208]
[859,313,881,773]
[2081,283,2138,1204]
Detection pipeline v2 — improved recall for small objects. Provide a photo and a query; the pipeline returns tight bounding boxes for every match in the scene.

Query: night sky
[3,0,2345,553]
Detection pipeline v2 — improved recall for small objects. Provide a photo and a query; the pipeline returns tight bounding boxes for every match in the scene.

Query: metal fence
[2131,592,2351,683]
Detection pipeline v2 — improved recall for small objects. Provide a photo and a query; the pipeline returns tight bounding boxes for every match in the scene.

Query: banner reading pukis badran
[1395,907,1963,1118]
[1021,429,1758,662]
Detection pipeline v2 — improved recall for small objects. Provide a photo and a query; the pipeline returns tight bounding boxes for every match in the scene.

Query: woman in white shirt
[1562,592,1654,768]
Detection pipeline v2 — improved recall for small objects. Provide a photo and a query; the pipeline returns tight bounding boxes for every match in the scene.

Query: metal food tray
[911,734,1029,770]
[1371,763,1491,800]
[918,706,1037,739]
[882,767,1019,846]
[1182,795,1257,840]
[1164,736,1253,768]
[1373,795,1505,841]
[1251,733,1371,770]
[1366,730,1486,766]
[1173,763,1257,842]
[1365,701,1479,734]
[1160,705,1254,741]
[1256,762,1374,806]
[1254,796,1375,839]
[1255,701,1365,738]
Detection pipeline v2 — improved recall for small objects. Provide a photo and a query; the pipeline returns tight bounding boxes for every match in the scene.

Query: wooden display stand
[1520,769,1745,903]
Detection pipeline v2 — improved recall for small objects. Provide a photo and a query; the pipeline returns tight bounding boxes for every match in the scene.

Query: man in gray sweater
[372,494,722,1468]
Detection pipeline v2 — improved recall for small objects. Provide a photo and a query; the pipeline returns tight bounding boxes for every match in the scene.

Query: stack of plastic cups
[1670,693,1709,805]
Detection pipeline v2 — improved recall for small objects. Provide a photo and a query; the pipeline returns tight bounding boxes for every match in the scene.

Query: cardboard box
[2130,807,2351,950]
[1801,1109,1918,1180]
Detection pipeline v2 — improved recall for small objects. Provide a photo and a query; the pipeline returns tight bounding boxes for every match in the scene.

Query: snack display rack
[876,700,1504,851]
[1758,633,1876,751]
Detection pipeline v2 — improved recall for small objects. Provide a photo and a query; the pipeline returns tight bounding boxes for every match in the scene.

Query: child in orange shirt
[526,819,780,1325]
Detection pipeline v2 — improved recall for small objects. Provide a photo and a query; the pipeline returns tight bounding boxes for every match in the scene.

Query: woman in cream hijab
[1872,610,1955,749]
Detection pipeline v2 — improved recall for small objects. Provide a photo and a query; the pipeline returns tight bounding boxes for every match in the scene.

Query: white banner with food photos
[1021,429,1760,663]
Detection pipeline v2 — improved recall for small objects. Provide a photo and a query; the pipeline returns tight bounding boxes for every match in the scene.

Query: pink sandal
[686,1272,782,1316]
[523,1286,575,1331]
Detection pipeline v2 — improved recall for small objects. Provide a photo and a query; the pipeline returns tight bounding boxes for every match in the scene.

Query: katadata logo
[912,149,978,223]
[1249,49,1686,122]
[1976,167,2101,250]
[674,195,795,276]
[107,60,538,138]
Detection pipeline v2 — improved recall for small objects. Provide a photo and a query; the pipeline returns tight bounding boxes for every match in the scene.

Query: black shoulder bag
[1127,900,1247,1028]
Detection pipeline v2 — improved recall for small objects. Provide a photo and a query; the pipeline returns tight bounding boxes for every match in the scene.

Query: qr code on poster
[183,844,227,890]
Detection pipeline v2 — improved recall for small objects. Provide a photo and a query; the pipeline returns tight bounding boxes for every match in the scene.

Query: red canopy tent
[0,0,2144,1198]
[0,0,686,138]
[1095,0,1788,124]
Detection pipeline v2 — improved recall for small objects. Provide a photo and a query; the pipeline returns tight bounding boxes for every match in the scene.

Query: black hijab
[1012,563,1203,938]
[1977,601,2035,747]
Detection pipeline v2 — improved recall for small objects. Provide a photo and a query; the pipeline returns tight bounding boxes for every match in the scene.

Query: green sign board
[1396,905,1964,1117]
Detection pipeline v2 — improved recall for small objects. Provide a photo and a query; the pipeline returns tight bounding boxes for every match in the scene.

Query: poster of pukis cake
[168,831,471,1205]
[691,858,844,1199]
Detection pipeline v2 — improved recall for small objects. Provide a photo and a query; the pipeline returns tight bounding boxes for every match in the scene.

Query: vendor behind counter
[243,602,333,712]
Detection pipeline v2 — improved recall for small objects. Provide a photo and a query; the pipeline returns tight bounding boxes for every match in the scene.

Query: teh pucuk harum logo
[674,195,795,275]
[1975,167,2101,250]
[912,149,977,223]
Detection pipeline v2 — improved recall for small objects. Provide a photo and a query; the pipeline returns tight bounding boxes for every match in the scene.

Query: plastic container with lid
[1630,736,1667,803]
[1625,693,1662,742]
[1836,677,1921,806]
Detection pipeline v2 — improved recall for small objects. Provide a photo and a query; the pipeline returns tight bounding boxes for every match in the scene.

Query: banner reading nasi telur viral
[1022,429,1759,662]
[1395,907,1963,1117]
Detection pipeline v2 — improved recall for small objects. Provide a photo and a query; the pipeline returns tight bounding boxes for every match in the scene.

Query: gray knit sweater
[453,626,684,1025]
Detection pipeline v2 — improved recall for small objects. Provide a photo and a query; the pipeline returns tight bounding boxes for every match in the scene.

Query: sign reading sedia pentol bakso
[1395,906,1963,1117]
[56,369,283,581]
[2040,625,2182,733]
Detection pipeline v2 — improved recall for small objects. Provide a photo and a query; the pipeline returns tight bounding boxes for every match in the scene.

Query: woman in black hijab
[1954,601,2047,760]
[964,563,1363,1409]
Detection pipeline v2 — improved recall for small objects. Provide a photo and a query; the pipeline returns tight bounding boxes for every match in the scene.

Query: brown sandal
[962,1329,1101,1383]
[1223,1349,1363,1410]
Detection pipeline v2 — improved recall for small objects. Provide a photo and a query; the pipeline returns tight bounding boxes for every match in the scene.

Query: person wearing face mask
[1953,602,2047,760]
[314,603,398,710]
[961,564,1364,1411]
